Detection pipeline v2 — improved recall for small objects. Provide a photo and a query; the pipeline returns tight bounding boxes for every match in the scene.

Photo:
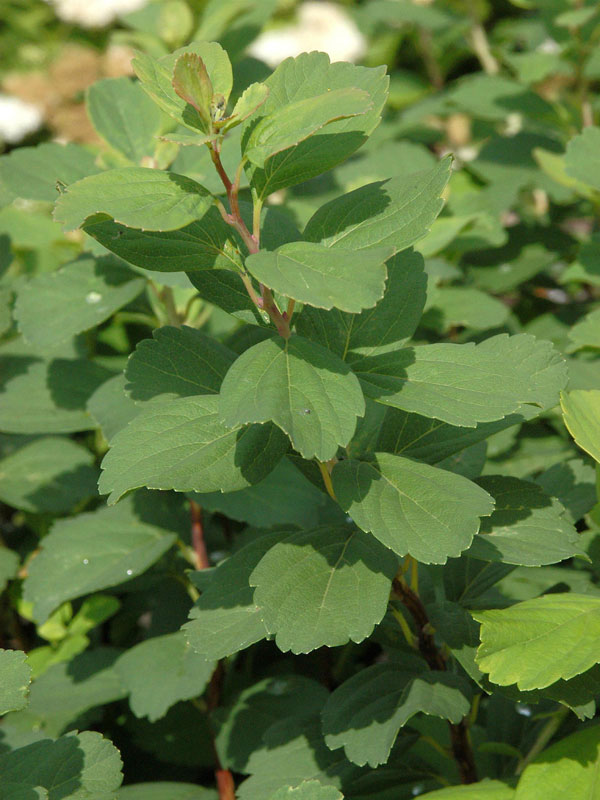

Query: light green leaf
[83,206,240,272]
[226,82,270,130]
[87,374,140,443]
[0,730,123,799]
[0,650,31,715]
[86,77,165,163]
[160,131,217,146]
[268,783,343,800]
[172,53,213,129]
[215,675,329,772]
[469,476,581,566]
[244,52,389,198]
[561,389,600,463]
[416,781,514,799]
[245,242,388,312]
[0,142,100,204]
[99,395,288,503]
[322,664,472,767]
[515,724,600,800]
[564,126,600,192]
[295,250,426,359]
[473,594,600,690]
[117,784,217,799]
[353,334,567,427]
[332,452,493,564]
[244,88,372,168]
[568,308,600,351]
[133,42,232,132]
[132,50,207,133]
[0,437,97,513]
[219,335,365,460]
[249,526,397,654]
[115,631,215,721]
[22,492,180,622]
[183,532,284,661]
[54,168,213,232]
[194,458,330,529]
[126,325,235,403]
[304,158,451,255]
[15,256,145,348]
[424,287,510,332]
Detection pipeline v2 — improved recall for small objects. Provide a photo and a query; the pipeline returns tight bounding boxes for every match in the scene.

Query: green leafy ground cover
[1,0,600,797]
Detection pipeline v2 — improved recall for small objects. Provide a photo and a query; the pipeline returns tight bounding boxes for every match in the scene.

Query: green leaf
[416,782,514,799]
[295,250,426,359]
[245,242,388,312]
[249,526,397,653]
[304,159,451,255]
[219,335,365,460]
[536,458,596,524]
[0,436,97,513]
[424,287,510,332]
[0,142,100,204]
[238,715,357,800]
[117,785,217,799]
[332,452,494,563]
[0,650,31,715]
[22,492,180,622]
[244,88,372,168]
[125,325,235,402]
[194,457,330,529]
[133,42,232,132]
[186,269,261,323]
[172,53,214,129]
[84,206,240,272]
[99,394,288,503]
[515,724,600,800]
[468,476,581,566]
[564,126,600,192]
[115,631,215,721]
[561,389,600,463]
[15,256,145,349]
[568,308,600,351]
[473,594,600,690]
[226,82,270,130]
[86,77,165,164]
[5,648,126,737]
[160,132,218,146]
[353,334,567,427]
[0,339,111,434]
[244,52,389,198]
[54,168,213,232]
[268,784,343,800]
[183,531,285,660]
[87,374,140,443]
[322,664,472,767]
[215,675,329,772]
[0,730,123,799]
[0,547,19,593]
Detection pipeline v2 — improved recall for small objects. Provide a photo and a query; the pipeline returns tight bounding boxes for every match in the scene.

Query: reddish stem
[190,500,209,570]
[393,578,478,784]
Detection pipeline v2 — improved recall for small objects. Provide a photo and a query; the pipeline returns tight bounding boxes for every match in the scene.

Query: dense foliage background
[1,1,600,798]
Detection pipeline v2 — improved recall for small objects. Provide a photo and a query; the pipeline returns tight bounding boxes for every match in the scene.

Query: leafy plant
[1,1,600,798]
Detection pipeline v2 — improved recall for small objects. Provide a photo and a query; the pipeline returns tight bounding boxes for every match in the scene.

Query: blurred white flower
[44,0,148,28]
[0,94,43,144]
[248,1,366,68]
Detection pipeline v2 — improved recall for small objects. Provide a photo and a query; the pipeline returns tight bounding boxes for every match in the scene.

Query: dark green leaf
[250,526,397,653]
[332,452,494,564]
[219,335,365,460]
[0,649,31,715]
[99,395,288,503]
